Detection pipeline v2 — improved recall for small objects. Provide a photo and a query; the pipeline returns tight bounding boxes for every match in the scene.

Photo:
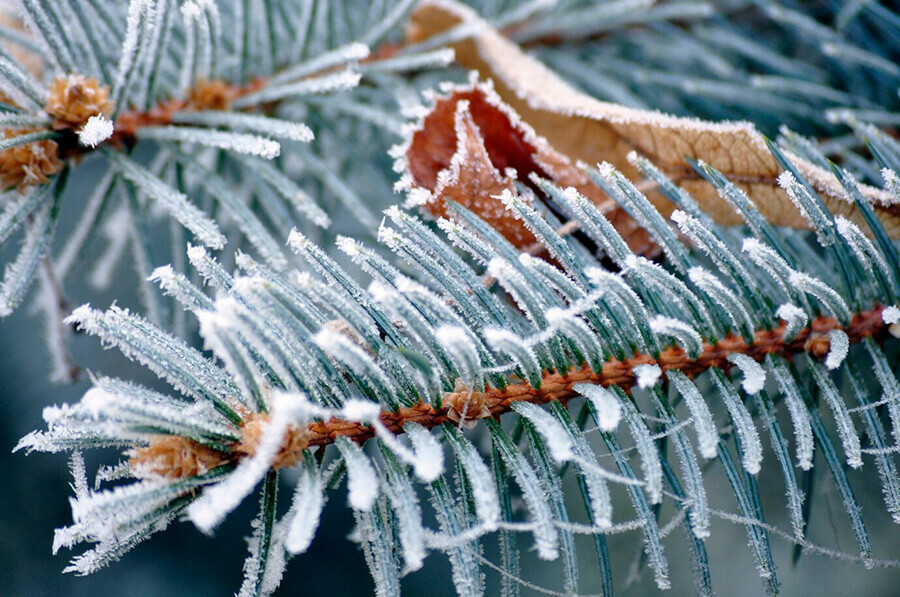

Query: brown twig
[304,304,889,448]
[109,78,268,147]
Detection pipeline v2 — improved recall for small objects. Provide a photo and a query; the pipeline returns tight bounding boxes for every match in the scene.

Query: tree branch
[305,304,889,447]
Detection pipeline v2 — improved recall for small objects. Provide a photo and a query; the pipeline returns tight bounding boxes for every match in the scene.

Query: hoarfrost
[633,363,662,388]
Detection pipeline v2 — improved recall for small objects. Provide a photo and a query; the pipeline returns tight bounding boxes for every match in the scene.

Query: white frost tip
[834,216,851,236]
[65,303,94,326]
[247,137,280,159]
[342,399,381,423]
[883,305,900,325]
[597,161,616,180]
[584,267,605,285]
[436,218,460,235]
[825,329,849,370]
[776,303,806,322]
[436,325,469,345]
[495,188,517,209]
[181,1,201,19]
[78,115,114,147]
[741,237,762,254]
[186,243,207,262]
[486,257,510,278]
[383,205,403,220]
[406,424,444,483]
[286,228,307,251]
[882,168,900,193]
[562,186,581,202]
[483,327,517,346]
[574,383,621,432]
[80,388,114,417]
[518,253,535,268]
[376,222,399,248]
[335,235,362,259]
[545,307,565,324]
[404,187,432,208]
[313,328,344,352]
[776,170,796,190]
[346,42,371,61]
[367,280,394,303]
[688,267,712,285]
[147,266,181,295]
[633,364,662,388]
[726,353,766,395]
[394,275,419,295]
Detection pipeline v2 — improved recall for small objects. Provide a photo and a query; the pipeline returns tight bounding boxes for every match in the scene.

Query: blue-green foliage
[6,1,900,596]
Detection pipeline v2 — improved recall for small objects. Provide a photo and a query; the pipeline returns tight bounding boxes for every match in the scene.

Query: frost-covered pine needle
[188,395,304,533]
[650,316,704,359]
[335,436,379,512]
[284,462,325,555]
[513,402,575,464]
[727,353,767,395]
[404,423,445,483]
[776,303,808,342]
[825,329,849,370]
[574,383,622,432]
[668,371,720,459]
[138,126,281,159]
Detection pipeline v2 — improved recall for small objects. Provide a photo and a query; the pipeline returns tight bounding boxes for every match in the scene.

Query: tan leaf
[395,78,656,254]
[406,0,900,239]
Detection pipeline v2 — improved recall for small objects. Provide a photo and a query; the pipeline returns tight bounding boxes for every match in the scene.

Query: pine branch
[8,2,900,596]
[293,305,892,449]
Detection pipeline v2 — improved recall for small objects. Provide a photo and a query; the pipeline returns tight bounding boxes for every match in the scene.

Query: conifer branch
[7,2,900,596]
[300,305,890,449]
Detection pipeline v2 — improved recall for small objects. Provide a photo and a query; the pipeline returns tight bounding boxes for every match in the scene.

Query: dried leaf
[396,78,655,253]
[406,0,900,239]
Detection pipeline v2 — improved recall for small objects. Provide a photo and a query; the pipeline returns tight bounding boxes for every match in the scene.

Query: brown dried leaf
[396,79,656,254]
[407,0,900,239]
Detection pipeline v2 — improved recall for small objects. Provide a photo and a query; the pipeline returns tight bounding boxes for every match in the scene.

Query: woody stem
[304,305,889,448]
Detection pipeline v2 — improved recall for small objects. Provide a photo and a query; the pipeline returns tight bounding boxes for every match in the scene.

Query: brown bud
[129,436,231,480]
[0,128,63,191]
[804,333,831,360]
[444,379,492,429]
[187,79,235,112]
[45,74,114,130]
[237,412,310,470]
